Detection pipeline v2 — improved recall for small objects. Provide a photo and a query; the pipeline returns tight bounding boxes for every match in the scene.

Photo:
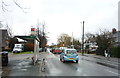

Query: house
[111,28,120,47]
[0,29,10,52]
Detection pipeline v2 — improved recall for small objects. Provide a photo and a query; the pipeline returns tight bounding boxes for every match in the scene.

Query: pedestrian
[104,50,108,57]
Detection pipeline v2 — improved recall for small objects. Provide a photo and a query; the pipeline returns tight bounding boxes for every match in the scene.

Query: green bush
[96,47,105,56]
[110,47,120,58]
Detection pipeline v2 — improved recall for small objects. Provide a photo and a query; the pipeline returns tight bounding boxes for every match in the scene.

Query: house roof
[15,35,40,42]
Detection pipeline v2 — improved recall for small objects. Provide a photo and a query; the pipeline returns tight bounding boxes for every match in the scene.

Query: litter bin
[1,51,8,66]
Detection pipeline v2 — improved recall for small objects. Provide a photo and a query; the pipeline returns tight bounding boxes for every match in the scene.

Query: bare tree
[36,21,48,50]
[1,0,8,12]
[84,29,114,55]
[95,29,114,55]
[13,0,29,13]
[0,0,29,13]
[0,21,3,28]
[85,33,95,43]
[0,21,13,37]
[5,23,13,38]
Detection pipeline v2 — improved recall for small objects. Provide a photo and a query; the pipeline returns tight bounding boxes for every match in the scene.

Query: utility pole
[82,21,85,55]
[72,32,74,48]
[42,23,45,52]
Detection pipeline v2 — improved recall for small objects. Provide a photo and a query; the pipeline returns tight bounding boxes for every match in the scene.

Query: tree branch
[1,0,8,12]
[13,0,28,13]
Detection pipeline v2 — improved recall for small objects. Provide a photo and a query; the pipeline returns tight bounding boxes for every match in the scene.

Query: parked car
[60,48,79,63]
[53,48,62,54]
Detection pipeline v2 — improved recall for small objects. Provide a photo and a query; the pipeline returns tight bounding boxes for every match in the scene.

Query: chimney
[112,28,117,34]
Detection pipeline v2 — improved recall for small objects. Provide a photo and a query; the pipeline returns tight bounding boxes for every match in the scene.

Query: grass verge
[13,51,33,55]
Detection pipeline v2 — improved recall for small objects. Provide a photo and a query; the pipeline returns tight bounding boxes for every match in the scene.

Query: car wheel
[62,58,65,63]
[63,60,65,63]
[76,60,78,63]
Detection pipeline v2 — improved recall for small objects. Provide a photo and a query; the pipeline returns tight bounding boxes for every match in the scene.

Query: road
[2,51,119,77]
[40,50,119,76]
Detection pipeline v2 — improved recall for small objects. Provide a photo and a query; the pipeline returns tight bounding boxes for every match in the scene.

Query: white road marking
[106,69,118,75]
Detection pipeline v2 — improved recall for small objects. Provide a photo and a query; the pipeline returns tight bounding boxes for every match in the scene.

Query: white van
[13,44,24,53]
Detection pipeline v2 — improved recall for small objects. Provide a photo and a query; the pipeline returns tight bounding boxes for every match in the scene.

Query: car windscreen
[66,50,76,54]
[14,47,21,49]
[55,49,61,50]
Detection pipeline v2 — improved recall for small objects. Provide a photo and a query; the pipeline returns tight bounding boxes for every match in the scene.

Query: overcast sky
[0,0,119,45]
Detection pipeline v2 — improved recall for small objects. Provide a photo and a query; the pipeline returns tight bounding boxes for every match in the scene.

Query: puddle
[18,61,30,66]
[12,61,31,70]
[13,66,22,69]
[24,66,31,68]
[21,69,27,71]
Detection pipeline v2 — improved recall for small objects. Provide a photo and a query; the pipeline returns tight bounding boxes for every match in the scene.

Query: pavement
[1,52,45,77]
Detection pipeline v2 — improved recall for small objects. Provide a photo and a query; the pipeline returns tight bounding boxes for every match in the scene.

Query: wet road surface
[2,51,119,77]
[42,51,119,76]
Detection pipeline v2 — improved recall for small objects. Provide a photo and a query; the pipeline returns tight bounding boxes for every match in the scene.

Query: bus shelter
[15,35,40,65]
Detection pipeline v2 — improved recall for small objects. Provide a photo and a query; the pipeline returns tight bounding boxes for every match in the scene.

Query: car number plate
[68,54,70,56]
[69,58,74,60]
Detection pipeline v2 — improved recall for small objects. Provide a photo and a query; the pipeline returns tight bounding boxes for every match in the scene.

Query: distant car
[59,47,67,50]
[13,44,24,53]
[60,48,79,63]
[50,48,55,52]
[39,48,42,52]
[53,48,62,54]
[88,49,96,54]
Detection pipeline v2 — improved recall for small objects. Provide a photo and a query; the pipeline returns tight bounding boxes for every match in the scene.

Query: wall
[0,30,2,52]
[118,1,120,47]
